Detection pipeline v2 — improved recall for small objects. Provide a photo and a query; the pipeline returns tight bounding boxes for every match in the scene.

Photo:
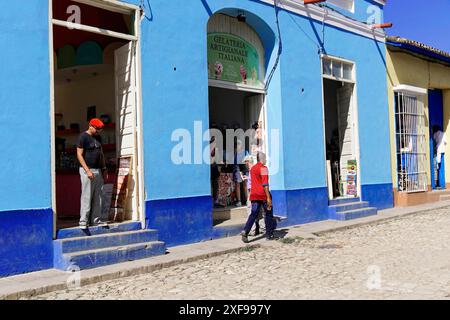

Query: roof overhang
[387,40,450,67]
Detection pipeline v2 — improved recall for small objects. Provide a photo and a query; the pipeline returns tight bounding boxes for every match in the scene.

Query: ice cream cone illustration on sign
[240,65,247,84]
[251,67,258,85]
[214,62,223,80]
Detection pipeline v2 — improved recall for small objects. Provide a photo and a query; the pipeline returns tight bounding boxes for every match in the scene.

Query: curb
[1,244,261,300]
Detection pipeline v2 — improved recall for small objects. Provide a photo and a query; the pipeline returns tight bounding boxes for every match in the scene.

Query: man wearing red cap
[76,118,109,229]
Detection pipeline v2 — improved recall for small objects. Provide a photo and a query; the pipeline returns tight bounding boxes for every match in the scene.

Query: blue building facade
[0,0,392,277]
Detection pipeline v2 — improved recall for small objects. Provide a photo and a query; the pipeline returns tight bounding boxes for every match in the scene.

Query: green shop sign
[207,33,263,87]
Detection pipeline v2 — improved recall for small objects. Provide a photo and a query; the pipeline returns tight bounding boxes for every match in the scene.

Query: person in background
[233,139,248,207]
[241,152,276,242]
[433,125,447,188]
[77,118,109,229]
[210,123,224,208]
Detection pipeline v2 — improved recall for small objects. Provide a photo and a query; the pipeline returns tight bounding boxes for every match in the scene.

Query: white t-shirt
[434,131,446,155]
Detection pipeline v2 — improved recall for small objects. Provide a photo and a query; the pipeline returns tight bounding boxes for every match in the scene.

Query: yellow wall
[386,49,450,188]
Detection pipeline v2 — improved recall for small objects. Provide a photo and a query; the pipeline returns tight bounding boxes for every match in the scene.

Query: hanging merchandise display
[346,159,358,196]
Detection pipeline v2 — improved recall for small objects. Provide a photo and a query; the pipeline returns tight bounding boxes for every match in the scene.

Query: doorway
[50,0,143,232]
[429,89,446,190]
[208,86,266,225]
[323,78,359,199]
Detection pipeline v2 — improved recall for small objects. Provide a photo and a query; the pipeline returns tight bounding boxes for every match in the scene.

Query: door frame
[320,54,362,200]
[48,0,145,238]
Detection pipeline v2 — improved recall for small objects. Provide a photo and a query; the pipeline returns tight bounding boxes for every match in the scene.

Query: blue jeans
[244,201,275,237]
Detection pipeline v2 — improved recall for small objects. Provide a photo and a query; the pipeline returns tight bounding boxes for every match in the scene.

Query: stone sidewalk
[1,200,450,300]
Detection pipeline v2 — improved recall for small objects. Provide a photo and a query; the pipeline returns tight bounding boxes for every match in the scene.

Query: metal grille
[394,92,427,193]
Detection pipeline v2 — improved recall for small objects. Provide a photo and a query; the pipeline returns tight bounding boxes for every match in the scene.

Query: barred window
[394,92,427,193]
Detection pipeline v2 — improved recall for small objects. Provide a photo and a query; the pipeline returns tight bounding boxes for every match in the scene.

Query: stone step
[54,229,159,254]
[330,207,378,221]
[440,195,450,201]
[56,221,142,239]
[328,201,369,214]
[213,206,249,221]
[329,197,360,206]
[55,241,166,271]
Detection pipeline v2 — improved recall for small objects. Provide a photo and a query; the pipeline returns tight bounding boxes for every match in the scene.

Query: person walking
[241,152,276,243]
[76,118,109,229]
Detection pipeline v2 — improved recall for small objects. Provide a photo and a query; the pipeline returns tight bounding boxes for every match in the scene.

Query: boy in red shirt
[241,152,276,242]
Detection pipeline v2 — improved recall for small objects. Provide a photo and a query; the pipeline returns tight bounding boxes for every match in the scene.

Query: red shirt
[250,162,269,201]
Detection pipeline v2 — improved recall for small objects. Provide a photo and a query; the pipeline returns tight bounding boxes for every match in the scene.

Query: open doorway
[429,89,446,190]
[323,78,359,199]
[50,0,142,231]
[208,86,266,225]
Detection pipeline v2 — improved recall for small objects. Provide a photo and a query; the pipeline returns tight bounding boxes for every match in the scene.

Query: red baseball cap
[89,118,104,128]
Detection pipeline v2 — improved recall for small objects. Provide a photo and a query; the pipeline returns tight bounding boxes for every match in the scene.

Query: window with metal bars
[394,92,427,193]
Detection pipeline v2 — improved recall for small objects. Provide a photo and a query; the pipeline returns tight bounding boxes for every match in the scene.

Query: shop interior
[323,78,358,199]
[52,0,135,229]
[208,86,265,225]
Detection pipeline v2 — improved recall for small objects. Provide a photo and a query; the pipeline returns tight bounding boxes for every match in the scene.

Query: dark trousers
[244,201,275,236]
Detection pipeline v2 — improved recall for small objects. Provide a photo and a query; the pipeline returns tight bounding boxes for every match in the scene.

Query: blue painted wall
[139,0,391,199]
[0,1,52,211]
[0,1,54,277]
[0,209,53,277]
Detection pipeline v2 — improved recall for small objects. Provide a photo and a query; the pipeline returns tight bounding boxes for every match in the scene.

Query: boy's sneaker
[240,231,249,243]
[235,202,242,207]
[266,233,277,241]
[79,224,88,230]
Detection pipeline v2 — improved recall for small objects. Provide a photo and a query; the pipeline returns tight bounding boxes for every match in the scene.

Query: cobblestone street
[32,208,450,300]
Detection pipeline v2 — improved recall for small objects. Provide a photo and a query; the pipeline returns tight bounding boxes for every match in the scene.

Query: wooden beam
[52,19,137,41]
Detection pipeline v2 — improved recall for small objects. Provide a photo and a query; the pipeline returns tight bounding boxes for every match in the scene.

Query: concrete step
[213,206,249,221]
[54,229,159,254]
[330,207,378,221]
[56,221,142,239]
[328,201,369,214]
[55,241,166,271]
[329,197,360,206]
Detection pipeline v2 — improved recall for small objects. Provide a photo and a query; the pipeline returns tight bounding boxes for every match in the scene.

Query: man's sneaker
[241,231,249,243]
[235,201,242,207]
[79,224,88,230]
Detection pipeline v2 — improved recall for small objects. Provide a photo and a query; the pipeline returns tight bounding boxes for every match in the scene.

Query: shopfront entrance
[322,56,360,200]
[208,86,266,225]
[207,13,267,225]
[49,0,144,233]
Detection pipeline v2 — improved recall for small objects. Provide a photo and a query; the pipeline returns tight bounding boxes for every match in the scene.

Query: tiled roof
[387,36,450,60]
